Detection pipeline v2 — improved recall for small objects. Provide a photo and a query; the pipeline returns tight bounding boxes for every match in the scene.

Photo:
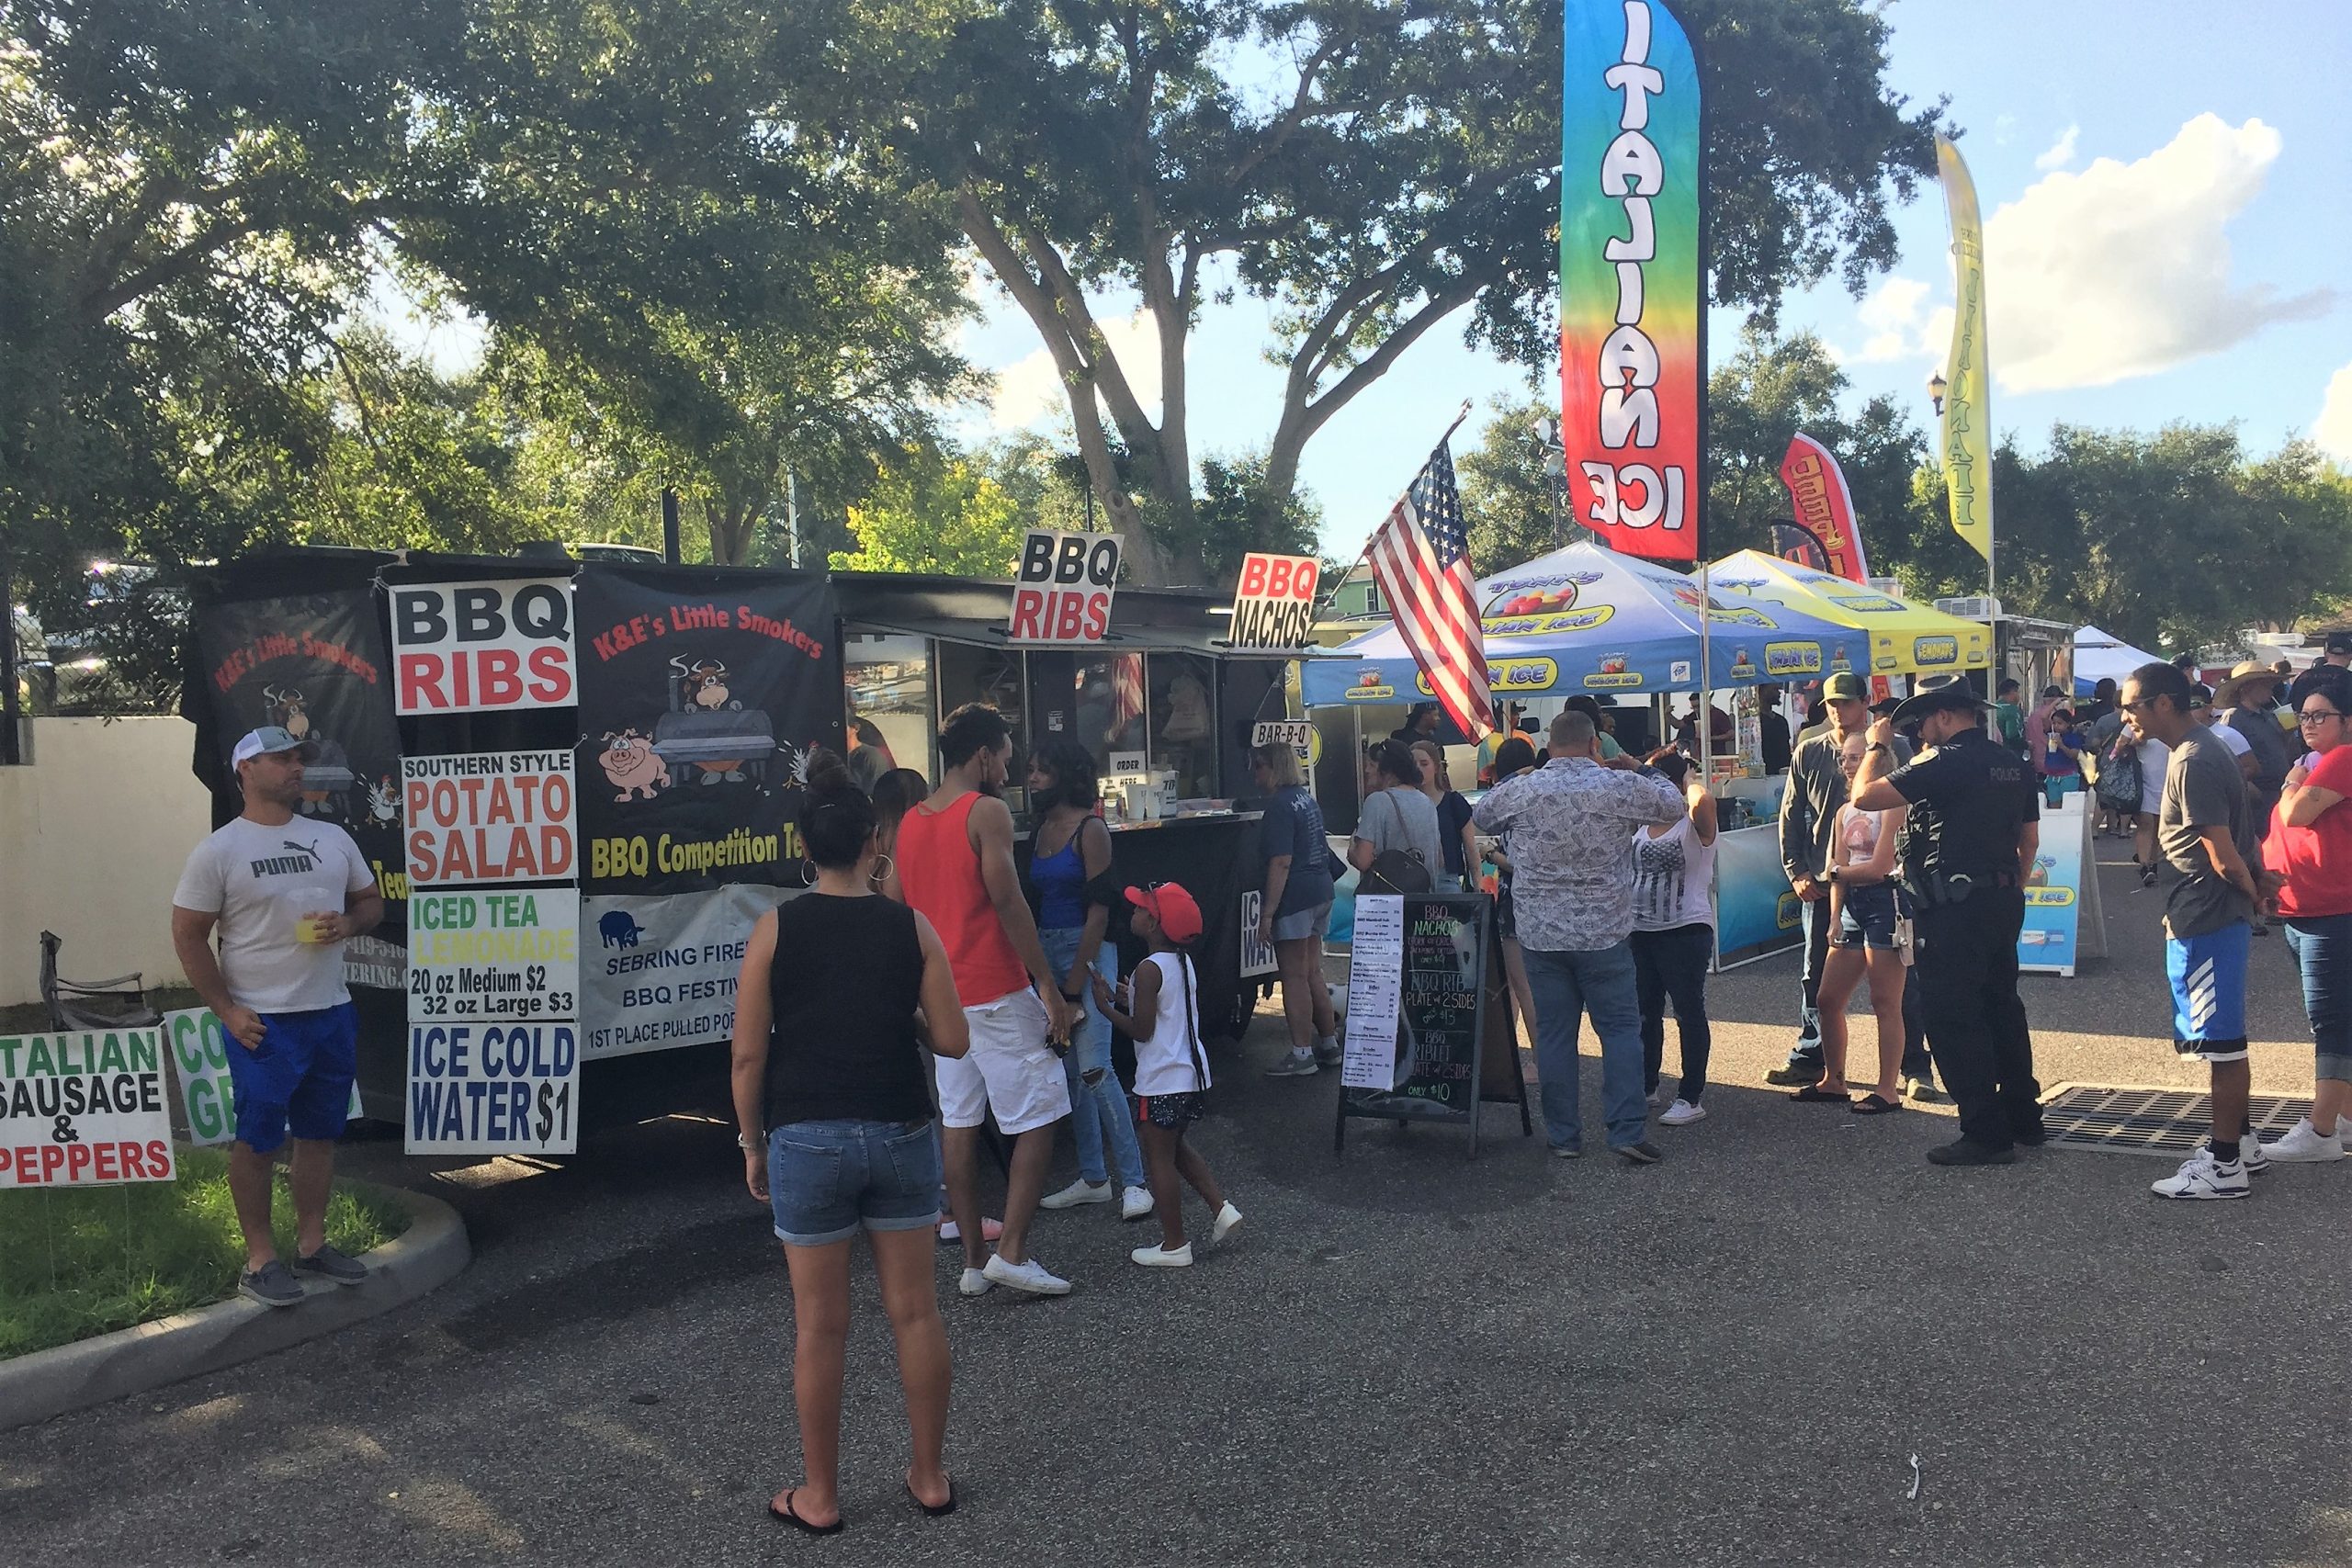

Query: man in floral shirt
[1473,710,1685,1163]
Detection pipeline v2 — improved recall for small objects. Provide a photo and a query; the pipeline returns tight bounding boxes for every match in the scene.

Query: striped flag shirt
[1366,444,1493,742]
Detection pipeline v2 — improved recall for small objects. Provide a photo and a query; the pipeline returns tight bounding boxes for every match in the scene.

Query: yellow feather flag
[1936,136,1993,565]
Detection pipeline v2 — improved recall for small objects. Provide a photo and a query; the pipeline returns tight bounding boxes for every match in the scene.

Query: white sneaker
[1040,1179,1114,1210]
[1658,1098,1707,1127]
[2205,1132,2271,1176]
[1210,1201,1243,1243]
[982,1254,1073,1296]
[1120,1185,1156,1221]
[958,1267,992,1297]
[2261,1116,2345,1163]
[2152,1150,2251,1201]
[1130,1242,1193,1268]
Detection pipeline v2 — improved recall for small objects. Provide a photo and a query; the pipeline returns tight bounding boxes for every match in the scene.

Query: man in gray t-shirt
[2130,663,2267,1201]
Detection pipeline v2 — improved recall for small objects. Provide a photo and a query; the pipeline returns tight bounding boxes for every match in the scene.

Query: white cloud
[1839,276,1943,366]
[2316,363,2352,464]
[2032,124,2080,172]
[985,310,1167,430]
[1982,113,2334,393]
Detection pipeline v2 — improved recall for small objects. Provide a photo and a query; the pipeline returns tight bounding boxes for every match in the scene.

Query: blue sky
[954,0,2352,564]
[378,2,2352,567]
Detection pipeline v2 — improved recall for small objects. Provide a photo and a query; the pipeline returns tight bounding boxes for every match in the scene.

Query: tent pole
[1698,560,1713,783]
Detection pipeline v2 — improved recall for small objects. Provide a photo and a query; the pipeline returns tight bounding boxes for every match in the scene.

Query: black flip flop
[1849,1093,1902,1115]
[770,1490,844,1536]
[906,1474,956,1517]
[1788,1085,1848,1103]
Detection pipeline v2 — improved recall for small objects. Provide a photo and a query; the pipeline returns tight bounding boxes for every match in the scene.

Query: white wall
[0,717,212,1009]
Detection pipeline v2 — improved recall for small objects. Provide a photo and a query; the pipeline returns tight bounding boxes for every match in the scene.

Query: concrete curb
[0,1182,469,1431]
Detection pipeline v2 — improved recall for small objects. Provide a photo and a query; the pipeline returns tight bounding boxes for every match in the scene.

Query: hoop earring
[799,859,818,887]
[870,853,894,885]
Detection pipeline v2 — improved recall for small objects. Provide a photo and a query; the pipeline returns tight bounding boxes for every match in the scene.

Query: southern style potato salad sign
[0,1031,175,1187]
[402,750,578,886]
[1559,0,1702,561]
[1008,529,1122,643]
[389,578,576,716]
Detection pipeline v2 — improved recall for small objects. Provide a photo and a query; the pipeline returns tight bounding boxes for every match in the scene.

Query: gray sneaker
[292,1244,368,1287]
[1312,1040,1343,1066]
[239,1259,305,1308]
[1265,1050,1322,1077]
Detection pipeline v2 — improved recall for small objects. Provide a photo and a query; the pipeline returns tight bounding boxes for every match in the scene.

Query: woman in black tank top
[730,754,968,1529]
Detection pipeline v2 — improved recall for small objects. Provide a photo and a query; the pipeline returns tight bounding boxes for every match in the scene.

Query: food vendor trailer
[181,548,1301,1136]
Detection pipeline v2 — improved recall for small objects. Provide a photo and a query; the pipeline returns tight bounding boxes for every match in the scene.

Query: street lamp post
[1530,415,1570,547]
[1927,370,1948,419]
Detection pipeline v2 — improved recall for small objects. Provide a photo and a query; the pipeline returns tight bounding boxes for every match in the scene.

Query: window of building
[842,629,933,791]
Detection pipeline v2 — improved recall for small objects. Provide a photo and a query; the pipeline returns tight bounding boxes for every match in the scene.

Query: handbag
[1357,790,1432,895]
[2094,736,2142,811]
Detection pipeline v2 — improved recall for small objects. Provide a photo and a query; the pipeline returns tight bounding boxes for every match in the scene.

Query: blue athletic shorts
[226,1001,359,1154]
[766,1118,941,1247]
[2167,924,2251,1062]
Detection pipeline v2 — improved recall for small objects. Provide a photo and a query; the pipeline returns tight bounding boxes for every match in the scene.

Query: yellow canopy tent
[1706,550,1990,677]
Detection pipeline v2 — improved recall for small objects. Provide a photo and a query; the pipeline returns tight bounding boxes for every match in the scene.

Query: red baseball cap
[1124,882,1204,944]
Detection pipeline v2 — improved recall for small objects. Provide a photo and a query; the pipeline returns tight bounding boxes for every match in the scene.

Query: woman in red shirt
[2262,669,2352,1161]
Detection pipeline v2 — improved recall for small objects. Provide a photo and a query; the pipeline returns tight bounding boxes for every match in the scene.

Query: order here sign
[403,750,578,886]
[390,578,575,715]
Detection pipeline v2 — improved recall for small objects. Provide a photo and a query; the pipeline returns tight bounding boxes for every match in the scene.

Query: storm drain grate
[2041,1083,2314,1157]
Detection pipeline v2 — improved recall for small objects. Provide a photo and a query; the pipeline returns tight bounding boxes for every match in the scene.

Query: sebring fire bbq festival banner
[1559,0,1703,562]
[574,565,842,1060]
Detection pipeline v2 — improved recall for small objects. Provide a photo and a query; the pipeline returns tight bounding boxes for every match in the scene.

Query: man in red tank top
[895,705,1079,1297]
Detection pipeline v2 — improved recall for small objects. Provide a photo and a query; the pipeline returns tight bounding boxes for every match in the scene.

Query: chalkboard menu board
[1337,890,1529,1156]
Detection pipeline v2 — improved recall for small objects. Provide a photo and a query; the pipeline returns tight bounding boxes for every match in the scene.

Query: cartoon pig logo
[599,729,669,802]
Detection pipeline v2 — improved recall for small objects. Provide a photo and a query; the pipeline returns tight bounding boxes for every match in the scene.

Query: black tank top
[764,893,930,1127]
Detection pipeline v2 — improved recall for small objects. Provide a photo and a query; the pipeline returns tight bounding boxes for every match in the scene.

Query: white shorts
[933,987,1072,1135]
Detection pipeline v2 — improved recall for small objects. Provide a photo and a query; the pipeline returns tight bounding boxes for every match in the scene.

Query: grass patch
[0,1146,408,1359]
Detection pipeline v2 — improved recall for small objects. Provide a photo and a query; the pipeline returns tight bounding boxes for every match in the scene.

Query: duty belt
[1917,868,2020,908]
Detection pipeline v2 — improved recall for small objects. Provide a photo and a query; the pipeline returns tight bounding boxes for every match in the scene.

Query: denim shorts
[1833,883,1908,950]
[1271,901,1331,942]
[766,1119,941,1246]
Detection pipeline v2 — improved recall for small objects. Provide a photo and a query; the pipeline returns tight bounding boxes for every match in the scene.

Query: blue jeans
[1521,941,1649,1151]
[2285,915,2352,1084]
[1039,926,1145,1189]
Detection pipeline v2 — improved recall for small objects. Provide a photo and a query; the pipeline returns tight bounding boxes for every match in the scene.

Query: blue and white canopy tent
[1300,540,1853,706]
[2071,624,2165,696]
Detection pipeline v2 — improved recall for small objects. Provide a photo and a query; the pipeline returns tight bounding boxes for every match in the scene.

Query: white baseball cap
[232,726,318,767]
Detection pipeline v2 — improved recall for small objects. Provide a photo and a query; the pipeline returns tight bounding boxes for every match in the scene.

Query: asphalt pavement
[4,840,2348,1567]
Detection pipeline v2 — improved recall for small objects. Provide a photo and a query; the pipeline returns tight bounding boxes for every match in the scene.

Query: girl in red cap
[1093,882,1244,1267]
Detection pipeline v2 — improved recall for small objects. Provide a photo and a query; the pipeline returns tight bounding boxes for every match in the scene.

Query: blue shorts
[2167,924,2251,1061]
[226,1002,358,1155]
[1833,883,1909,950]
[766,1119,941,1247]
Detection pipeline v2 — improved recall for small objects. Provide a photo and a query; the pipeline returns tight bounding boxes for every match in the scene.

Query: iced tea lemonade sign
[1008,530,1122,643]
[403,750,578,886]
[390,578,576,715]
[0,1031,175,1187]
[404,1021,580,1155]
[408,890,580,1021]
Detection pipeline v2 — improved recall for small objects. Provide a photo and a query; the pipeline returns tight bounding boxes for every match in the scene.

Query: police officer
[1849,673,2044,1165]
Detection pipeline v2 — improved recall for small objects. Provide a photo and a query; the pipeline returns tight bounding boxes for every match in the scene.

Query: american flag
[1366,443,1493,743]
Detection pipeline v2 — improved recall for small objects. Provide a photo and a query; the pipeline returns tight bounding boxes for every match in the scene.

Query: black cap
[2326,631,2352,657]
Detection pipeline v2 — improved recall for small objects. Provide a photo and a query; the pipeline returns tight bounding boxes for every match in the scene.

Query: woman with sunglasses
[2259,671,2352,1160]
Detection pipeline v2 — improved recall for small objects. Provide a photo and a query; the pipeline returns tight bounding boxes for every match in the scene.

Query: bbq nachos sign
[0,1031,175,1187]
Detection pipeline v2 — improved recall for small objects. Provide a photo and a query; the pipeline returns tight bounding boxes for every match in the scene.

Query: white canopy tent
[2072,624,2163,695]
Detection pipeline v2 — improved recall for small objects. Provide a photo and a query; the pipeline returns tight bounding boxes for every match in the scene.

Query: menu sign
[1337,893,1503,1146]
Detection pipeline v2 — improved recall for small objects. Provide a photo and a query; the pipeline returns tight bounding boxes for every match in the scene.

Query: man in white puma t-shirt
[171,726,382,1307]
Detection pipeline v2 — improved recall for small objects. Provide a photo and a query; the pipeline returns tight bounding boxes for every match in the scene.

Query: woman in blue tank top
[1024,741,1152,1220]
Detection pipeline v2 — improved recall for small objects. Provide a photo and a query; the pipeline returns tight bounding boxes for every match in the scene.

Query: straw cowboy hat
[2213,660,2280,710]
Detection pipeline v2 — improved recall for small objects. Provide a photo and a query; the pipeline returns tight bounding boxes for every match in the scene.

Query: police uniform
[1883,685,2043,1156]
